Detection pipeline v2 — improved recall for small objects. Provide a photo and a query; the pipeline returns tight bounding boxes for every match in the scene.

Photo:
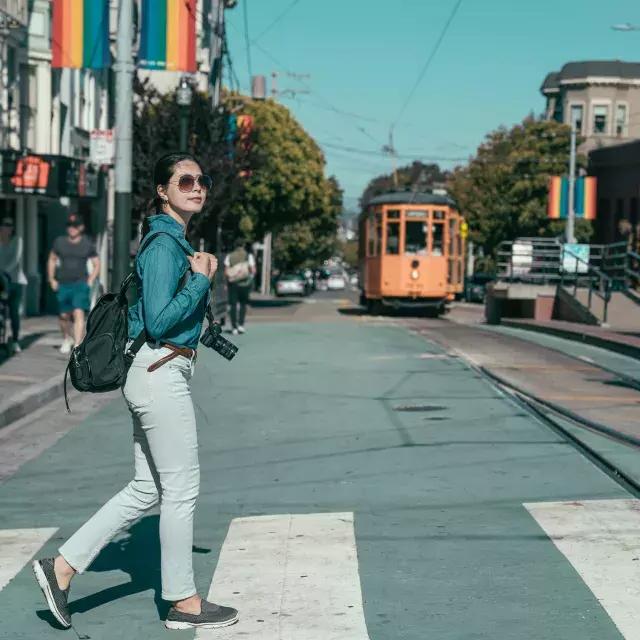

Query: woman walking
[32,152,239,631]
[0,216,28,354]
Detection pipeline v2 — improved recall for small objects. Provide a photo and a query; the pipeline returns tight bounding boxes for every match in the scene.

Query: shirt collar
[147,214,187,239]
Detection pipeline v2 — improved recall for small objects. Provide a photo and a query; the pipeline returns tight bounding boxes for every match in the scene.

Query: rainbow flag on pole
[547,176,597,220]
[139,0,197,72]
[52,0,110,69]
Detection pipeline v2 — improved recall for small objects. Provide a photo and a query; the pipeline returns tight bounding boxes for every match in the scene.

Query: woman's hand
[200,252,218,278]
[188,253,213,281]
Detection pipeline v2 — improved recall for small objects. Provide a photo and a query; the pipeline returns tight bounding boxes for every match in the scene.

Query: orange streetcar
[358,191,465,315]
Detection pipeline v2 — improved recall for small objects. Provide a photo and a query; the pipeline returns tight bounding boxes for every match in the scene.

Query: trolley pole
[113,0,134,288]
[566,116,577,244]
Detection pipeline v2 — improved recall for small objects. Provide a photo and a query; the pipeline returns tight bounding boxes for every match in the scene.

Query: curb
[501,319,640,361]
[0,373,65,430]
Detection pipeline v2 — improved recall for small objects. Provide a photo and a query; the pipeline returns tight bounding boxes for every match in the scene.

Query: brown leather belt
[147,343,197,373]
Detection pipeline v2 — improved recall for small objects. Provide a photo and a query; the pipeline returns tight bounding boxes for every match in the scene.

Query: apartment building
[541,60,640,153]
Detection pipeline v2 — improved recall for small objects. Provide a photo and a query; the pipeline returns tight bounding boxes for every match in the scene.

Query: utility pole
[566,115,577,244]
[210,0,224,110]
[113,0,134,288]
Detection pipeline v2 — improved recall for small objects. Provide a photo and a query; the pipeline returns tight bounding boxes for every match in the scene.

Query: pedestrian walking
[224,238,255,335]
[0,216,27,354]
[32,152,238,631]
[47,214,100,354]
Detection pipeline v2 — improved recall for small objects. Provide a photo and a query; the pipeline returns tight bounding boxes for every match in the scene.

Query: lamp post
[176,76,193,151]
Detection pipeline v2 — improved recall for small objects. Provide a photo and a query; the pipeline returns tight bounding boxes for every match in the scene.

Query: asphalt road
[0,293,635,640]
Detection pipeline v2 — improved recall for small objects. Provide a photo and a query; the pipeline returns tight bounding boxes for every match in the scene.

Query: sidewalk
[0,316,68,429]
[501,318,640,360]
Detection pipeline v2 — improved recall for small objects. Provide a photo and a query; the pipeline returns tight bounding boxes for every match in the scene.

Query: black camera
[200,322,238,361]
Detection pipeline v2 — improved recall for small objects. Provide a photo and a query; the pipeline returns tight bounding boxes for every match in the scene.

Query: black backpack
[64,232,192,411]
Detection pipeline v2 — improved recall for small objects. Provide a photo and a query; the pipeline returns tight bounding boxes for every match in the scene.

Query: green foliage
[133,84,341,267]
[447,117,592,257]
[360,161,450,207]
[338,239,359,268]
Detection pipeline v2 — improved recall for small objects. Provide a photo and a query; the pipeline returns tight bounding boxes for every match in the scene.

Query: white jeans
[59,343,200,601]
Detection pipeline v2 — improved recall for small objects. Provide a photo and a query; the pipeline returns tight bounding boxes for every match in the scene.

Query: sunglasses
[170,174,213,193]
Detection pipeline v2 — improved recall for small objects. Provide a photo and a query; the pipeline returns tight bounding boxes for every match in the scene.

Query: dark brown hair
[142,151,202,237]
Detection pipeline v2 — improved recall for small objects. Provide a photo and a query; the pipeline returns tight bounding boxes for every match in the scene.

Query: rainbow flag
[547,176,597,220]
[52,0,110,69]
[139,0,197,72]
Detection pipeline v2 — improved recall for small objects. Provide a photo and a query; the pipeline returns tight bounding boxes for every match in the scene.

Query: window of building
[593,105,609,135]
[570,104,583,133]
[404,221,427,255]
[386,221,400,254]
[616,104,628,136]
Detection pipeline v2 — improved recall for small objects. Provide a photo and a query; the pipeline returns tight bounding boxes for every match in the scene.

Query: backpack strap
[124,231,200,365]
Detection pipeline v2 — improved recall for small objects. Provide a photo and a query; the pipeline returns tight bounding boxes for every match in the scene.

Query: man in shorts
[47,214,100,354]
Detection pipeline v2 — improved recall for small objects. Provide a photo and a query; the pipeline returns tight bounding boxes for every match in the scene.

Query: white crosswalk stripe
[525,499,640,640]
[0,528,58,591]
[198,512,370,639]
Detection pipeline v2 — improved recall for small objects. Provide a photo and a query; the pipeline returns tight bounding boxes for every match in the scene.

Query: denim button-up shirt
[128,215,210,349]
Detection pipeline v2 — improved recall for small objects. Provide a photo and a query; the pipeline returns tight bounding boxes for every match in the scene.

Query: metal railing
[496,238,564,284]
[558,248,612,324]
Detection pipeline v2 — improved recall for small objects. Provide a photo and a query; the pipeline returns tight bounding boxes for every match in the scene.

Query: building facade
[0,1,111,315]
[541,60,640,154]
[588,140,640,249]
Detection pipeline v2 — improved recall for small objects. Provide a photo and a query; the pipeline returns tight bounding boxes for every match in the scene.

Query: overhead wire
[391,0,464,128]
[251,0,304,43]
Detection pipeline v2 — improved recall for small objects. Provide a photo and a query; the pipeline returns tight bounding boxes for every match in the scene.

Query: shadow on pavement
[249,299,301,308]
[0,332,47,365]
[36,515,211,626]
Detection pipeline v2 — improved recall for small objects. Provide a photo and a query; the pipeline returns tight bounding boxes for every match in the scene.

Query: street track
[473,360,640,499]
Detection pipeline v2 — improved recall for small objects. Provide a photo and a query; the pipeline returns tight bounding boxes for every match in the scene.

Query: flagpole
[113,0,134,288]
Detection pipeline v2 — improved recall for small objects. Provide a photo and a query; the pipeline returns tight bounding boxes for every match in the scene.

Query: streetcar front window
[386,222,400,254]
[405,221,427,255]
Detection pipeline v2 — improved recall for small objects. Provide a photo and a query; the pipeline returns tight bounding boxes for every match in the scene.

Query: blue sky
[226,0,639,210]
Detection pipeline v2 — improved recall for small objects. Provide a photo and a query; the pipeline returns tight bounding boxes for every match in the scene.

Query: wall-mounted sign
[90,129,114,165]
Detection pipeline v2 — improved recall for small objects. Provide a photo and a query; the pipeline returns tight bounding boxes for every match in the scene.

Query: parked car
[464,273,495,303]
[326,268,346,291]
[275,272,307,296]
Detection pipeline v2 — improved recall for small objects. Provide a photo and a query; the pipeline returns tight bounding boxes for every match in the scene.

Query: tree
[360,161,450,207]
[132,84,341,268]
[272,176,343,271]
[448,117,592,259]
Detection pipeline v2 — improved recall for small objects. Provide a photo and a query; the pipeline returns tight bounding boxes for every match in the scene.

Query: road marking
[198,512,370,639]
[525,499,640,639]
[0,528,58,591]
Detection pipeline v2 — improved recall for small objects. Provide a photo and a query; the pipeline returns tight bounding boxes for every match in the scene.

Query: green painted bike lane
[0,321,628,639]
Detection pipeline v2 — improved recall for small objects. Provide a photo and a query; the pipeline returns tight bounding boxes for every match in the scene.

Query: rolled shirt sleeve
[139,242,210,341]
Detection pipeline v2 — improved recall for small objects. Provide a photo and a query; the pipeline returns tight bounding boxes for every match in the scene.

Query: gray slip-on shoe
[32,558,72,628]
[165,599,239,630]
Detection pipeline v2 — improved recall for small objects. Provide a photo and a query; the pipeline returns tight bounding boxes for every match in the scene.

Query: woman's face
[159,160,208,215]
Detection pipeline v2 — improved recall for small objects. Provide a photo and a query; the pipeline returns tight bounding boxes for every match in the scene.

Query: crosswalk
[4,502,640,638]
[0,528,58,590]
[199,512,370,639]
[525,499,640,640]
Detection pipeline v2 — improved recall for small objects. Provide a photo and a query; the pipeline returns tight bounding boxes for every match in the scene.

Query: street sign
[562,243,590,274]
[90,129,114,165]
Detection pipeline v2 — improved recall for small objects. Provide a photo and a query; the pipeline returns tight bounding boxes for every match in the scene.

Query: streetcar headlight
[411,270,419,280]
